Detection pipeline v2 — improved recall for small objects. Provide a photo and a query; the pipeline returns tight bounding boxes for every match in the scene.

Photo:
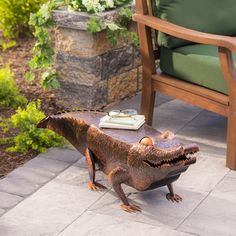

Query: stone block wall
[52,8,141,109]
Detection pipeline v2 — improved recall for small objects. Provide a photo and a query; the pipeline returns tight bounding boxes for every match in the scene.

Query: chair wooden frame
[133,0,236,170]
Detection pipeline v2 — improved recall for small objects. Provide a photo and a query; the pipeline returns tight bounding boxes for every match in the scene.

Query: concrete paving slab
[175,155,229,194]
[23,157,70,174]
[37,147,82,164]
[89,185,206,228]
[0,208,5,217]
[54,165,110,189]
[74,157,105,173]
[7,166,54,185]
[178,177,236,236]
[176,137,226,158]
[177,111,227,148]
[0,174,108,236]
[153,94,174,107]
[152,100,202,133]
[105,93,172,112]
[182,110,226,129]
[210,176,236,204]
[58,211,193,236]
[0,176,40,197]
[0,158,70,197]
[73,157,87,168]
[227,170,236,179]
[0,192,23,209]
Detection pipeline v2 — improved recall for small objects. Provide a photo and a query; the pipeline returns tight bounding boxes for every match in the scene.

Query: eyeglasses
[107,109,138,118]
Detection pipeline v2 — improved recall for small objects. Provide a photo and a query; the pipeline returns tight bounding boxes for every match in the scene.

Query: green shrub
[0,0,47,38]
[118,6,133,26]
[87,17,102,33]
[0,65,27,108]
[0,100,65,153]
[66,0,131,13]
[26,0,62,89]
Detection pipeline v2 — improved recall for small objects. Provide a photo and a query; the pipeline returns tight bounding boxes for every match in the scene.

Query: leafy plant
[0,137,14,146]
[41,68,60,89]
[66,0,131,13]
[86,6,137,45]
[65,0,86,12]
[118,6,133,26]
[0,65,27,108]
[0,0,47,48]
[104,6,137,45]
[131,31,139,48]
[0,100,65,153]
[0,39,16,51]
[26,0,63,89]
[87,17,103,33]
[106,22,128,45]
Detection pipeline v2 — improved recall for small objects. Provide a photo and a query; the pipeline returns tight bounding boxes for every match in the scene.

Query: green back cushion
[153,0,236,48]
[159,44,236,95]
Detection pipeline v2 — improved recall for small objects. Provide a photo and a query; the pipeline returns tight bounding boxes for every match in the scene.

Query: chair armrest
[133,14,236,52]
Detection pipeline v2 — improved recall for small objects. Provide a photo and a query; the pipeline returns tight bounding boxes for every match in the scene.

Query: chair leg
[226,111,236,170]
[140,76,155,126]
[218,47,236,170]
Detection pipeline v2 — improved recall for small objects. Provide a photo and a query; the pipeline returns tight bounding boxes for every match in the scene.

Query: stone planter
[52,7,141,109]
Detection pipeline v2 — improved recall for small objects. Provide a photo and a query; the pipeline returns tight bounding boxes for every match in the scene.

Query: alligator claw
[120,204,142,213]
[166,193,182,203]
[87,181,106,191]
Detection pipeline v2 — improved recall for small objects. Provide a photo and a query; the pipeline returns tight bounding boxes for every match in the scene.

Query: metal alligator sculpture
[37,110,199,213]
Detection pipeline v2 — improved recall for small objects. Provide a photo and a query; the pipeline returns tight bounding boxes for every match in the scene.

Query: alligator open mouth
[143,144,199,168]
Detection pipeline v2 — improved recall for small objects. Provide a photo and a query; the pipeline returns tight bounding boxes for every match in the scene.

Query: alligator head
[127,135,199,188]
[142,143,198,168]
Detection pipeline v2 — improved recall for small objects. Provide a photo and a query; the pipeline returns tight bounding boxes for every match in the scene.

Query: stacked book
[99,114,145,130]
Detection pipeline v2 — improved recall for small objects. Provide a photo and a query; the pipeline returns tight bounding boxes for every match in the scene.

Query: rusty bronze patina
[37,111,199,213]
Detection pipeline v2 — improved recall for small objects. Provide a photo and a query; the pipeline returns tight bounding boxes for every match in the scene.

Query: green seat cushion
[160,44,236,95]
[153,0,236,48]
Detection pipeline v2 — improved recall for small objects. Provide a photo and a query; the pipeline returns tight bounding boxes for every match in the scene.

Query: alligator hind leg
[166,183,182,203]
[108,166,141,213]
[85,148,106,191]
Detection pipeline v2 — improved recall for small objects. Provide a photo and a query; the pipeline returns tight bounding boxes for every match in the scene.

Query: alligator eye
[139,136,154,146]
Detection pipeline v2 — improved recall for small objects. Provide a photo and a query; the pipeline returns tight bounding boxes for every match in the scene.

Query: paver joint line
[175,170,230,230]
[56,190,109,236]
[0,153,82,217]
[175,109,203,135]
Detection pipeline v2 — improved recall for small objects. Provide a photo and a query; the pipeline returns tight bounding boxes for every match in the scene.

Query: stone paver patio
[0,93,235,236]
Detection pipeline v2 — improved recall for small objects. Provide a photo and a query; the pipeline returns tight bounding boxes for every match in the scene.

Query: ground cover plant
[0,0,47,48]
[0,63,64,156]
[0,38,64,177]
[0,65,27,108]
[0,100,65,154]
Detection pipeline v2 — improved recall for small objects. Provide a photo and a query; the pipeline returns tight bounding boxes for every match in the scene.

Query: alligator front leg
[108,166,141,213]
[166,183,182,202]
[85,148,106,191]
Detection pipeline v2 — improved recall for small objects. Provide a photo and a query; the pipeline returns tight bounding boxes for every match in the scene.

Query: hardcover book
[99,115,145,130]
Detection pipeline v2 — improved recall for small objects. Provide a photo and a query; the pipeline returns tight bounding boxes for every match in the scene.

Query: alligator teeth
[143,155,189,168]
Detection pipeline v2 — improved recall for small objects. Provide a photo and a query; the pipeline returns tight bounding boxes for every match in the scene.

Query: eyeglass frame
[107,109,138,118]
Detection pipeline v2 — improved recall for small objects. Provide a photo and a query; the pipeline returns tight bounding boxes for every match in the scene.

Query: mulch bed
[0,37,64,178]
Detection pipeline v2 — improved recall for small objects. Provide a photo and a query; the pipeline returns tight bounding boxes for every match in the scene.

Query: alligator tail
[53,108,104,116]
[37,114,90,154]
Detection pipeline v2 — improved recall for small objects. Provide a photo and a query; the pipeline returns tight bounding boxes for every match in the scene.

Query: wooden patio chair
[133,0,236,170]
